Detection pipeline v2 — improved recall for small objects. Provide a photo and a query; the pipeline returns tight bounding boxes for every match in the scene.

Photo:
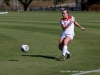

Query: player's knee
[63,37,71,45]
[63,41,68,46]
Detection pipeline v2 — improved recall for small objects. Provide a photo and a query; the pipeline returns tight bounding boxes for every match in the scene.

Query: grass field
[0,11,100,75]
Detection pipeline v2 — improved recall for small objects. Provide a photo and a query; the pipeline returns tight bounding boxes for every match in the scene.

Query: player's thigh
[59,38,64,44]
[63,36,71,45]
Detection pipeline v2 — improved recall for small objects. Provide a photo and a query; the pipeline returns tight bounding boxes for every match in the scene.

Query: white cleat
[60,55,65,60]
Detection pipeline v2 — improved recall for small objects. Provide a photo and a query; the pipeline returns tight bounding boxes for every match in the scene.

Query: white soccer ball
[21,45,29,52]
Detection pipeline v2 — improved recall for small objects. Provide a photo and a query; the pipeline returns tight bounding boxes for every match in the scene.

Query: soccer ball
[21,45,29,52]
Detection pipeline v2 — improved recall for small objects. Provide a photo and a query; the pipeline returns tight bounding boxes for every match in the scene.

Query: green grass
[0,11,100,75]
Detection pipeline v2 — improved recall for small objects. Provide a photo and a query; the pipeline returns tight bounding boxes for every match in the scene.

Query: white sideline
[0,12,8,14]
[71,69,100,75]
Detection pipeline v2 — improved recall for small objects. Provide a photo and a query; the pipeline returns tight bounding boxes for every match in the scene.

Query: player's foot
[67,53,71,59]
[60,55,65,60]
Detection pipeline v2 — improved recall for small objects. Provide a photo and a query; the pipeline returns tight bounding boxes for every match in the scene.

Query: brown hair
[62,10,69,14]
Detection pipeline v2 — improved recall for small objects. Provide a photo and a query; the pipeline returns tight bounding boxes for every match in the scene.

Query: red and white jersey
[60,16,75,34]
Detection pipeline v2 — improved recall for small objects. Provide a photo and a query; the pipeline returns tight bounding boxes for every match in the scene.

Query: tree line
[3,0,88,11]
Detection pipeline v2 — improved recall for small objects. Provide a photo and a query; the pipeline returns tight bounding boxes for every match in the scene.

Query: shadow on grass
[22,55,61,61]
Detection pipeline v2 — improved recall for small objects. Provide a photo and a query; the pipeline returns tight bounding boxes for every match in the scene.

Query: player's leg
[64,34,75,59]
[60,34,74,59]
[59,33,66,51]
[59,38,64,51]
[62,36,71,56]
[60,36,71,59]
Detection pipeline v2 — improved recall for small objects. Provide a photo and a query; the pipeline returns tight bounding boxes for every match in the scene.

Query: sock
[62,46,67,56]
[62,46,70,56]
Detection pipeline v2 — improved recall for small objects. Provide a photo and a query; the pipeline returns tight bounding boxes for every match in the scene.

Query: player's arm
[61,21,73,30]
[74,21,85,31]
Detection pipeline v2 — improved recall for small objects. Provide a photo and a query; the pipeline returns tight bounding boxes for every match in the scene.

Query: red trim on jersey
[61,16,72,21]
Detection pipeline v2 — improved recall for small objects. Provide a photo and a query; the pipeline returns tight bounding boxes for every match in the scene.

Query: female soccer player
[59,10,85,59]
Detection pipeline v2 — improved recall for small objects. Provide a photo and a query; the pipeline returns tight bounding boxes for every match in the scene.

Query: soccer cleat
[67,54,71,59]
[60,55,65,60]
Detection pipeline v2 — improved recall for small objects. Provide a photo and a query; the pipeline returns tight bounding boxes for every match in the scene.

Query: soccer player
[59,10,85,59]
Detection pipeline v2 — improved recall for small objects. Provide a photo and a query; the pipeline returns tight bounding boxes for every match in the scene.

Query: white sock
[62,46,67,56]
[62,46,70,56]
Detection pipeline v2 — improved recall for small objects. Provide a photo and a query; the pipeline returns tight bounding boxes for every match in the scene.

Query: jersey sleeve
[72,16,75,21]
[60,20,64,25]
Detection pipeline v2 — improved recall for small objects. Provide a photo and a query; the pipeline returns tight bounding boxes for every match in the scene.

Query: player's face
[62,10,68,18]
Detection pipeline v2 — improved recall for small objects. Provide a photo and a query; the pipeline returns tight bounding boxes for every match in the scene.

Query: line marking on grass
[0,12,8,14]
[71,69,100,75]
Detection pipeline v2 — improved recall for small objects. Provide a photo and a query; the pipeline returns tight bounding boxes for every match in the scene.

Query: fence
[0,6,81,11]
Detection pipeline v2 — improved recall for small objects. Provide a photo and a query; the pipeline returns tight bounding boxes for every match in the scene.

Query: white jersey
[60,16,75,34]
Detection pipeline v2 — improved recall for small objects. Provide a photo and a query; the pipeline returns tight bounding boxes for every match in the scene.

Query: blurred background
[0,0,100,12]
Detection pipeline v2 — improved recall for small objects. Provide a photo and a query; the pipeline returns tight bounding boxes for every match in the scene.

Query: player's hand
[81,27,85,31]
[69,20,74,24]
